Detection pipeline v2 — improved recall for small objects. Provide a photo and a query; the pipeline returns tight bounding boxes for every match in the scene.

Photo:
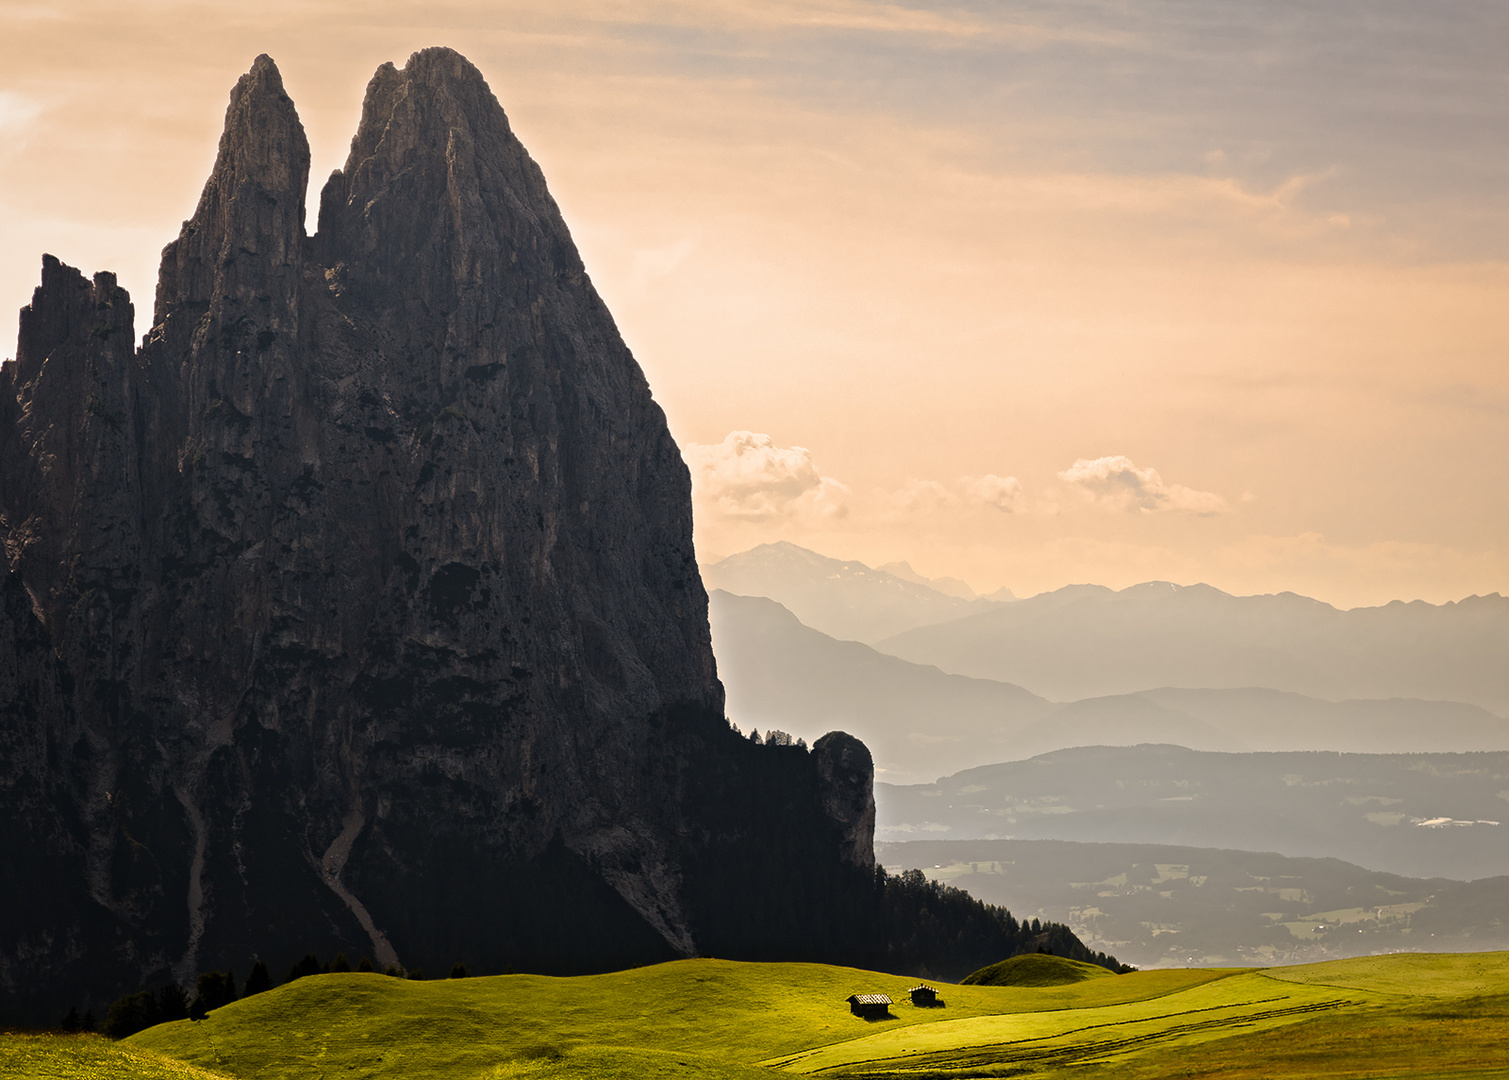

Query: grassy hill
[0,1031,235,1079]
[961,953,1114,987]
[124,961,1229,1078]
[5,953,1507,1078]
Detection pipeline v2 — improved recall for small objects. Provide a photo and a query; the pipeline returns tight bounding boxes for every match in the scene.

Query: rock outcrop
[0,50,875,1021]
[812,732,877,868]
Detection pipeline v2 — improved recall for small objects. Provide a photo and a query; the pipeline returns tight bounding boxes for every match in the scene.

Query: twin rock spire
[0,49,795,1019]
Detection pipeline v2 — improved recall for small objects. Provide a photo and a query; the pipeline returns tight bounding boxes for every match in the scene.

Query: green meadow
[4,952,1507,1079]
[0,1031,234,1080]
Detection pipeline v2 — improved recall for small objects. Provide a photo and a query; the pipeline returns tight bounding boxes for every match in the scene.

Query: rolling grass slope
[766,970,1352,1073]
[5,952,1506,1079]
[774,953,1509,1079]
[123,961,1231,1078]
[0,1032,235,1080]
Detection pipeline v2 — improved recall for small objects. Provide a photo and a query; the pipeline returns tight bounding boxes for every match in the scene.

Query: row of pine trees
[77,952,475,1039]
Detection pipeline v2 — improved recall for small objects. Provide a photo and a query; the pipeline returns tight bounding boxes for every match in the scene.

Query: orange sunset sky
[3,1,1507,608]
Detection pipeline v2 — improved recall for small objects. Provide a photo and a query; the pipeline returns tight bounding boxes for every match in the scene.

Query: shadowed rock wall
[0,50,873,1023]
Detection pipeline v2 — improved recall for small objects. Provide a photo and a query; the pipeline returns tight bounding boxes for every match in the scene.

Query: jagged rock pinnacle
[153,53,309,334]
[0,50,875,1025]
[317,47,587,326]
[2,256,139,609]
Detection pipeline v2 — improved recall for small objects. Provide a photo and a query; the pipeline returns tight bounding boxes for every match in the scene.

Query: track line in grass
[763,996,1300,1071]
[823,997,1360,1076]
[1262,951,1509,999]
[756,969,1253,1070]
[768,974,1358,1074]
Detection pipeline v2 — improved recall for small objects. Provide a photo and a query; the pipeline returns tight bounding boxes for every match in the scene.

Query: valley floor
[3,953,1508,1079]
[881,838,1509,968]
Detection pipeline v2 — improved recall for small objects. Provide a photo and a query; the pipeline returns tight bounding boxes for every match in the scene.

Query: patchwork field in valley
[882,838,1509,968]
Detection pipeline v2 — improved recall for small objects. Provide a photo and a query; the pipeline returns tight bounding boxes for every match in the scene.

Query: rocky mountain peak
[317,47,584,327]
[0,50,879,1024]
[2,256,139,609]
[152,53,308,339]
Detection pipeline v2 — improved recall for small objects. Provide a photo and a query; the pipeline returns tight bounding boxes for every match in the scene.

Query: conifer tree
[243,961,272,996]
[193,970,237,1012]
[158,983,189,1021]
[104,991,159,1039]
[286,954,323,983]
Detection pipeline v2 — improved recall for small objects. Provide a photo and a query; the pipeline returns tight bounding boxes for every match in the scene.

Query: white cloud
[684,431,848,522]
[881,473,1032,524]
[883,473,1026,518]
[1059,455,1228,515]
[885,477,953,515]
[962,473,1024,513]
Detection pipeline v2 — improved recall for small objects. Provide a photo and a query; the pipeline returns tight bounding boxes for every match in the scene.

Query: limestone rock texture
[0,50,873,1021]
[812,733,877,868]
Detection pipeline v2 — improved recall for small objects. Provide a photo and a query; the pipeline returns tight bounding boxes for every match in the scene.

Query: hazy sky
[4,1,1507,607]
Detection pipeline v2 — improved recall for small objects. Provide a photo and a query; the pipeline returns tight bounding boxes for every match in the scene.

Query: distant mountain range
[709,591,1045,784]
[878,560,1016,603]
[876,745,1509,881]
[879,580,1509,715]
[706,543,1509,714]
[707,542,1509,958]
[710,590,1509,785]
[702,542,1007,643]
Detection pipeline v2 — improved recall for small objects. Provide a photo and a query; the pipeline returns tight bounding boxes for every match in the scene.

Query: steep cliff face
[812,732,877,868]
[0,50,869,1022]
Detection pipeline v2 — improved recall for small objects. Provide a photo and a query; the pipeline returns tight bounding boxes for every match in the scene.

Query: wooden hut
[908,984,940,1007]
[846,993,892,1019]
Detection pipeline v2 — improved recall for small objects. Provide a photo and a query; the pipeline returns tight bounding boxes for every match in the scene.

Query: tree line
[77,952,477,1039]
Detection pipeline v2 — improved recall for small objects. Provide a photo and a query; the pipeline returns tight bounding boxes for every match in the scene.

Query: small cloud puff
[1059,455,1228,515]
[886,478,953,516]
[684,431,848,522]
[883,473,1026,519]
[962,473,1024,513]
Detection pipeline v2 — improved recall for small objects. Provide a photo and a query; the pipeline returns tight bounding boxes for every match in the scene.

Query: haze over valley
[878,838,1509,970]
[708,541,1509,964]
[707,544,1509,779]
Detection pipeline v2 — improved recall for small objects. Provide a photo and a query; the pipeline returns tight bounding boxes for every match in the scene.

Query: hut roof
[847,994,893,1006]
[907,985,936,994]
